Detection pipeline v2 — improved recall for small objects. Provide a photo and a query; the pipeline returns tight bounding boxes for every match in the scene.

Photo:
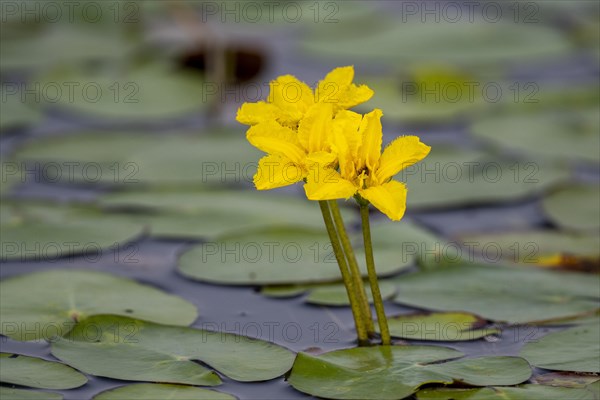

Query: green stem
[328,200,375,336]
[359,203,391,345]
[318,201,369,345]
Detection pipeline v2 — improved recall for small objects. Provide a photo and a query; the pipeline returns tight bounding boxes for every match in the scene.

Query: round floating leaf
[470,109,600,164]
[0,203,144,261]
[417,385,596,400]
[52,315,295,385]
[1,25,133,70]
[458,230,600,266]
[393,264,600,324]
[37,63,206,119]
[14,130,261,186]
[386,312,499,341]
[520,324,600,373]
[0,94,41,132]
[356,74,488,123]
[0,353,87,389]
[262,280,397,306]
[288,346,531,400]
[100,190,353,239]
[532,372,600,388]
[179,227,411,286]
[542,185,600,231]
[400,152,569,210]
[0,269,198,341]
[303,18,571,67]
[0,387,62,400]
[93,383,236,400]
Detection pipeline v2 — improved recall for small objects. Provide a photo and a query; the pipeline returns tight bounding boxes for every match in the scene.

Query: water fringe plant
[237,66,430,345]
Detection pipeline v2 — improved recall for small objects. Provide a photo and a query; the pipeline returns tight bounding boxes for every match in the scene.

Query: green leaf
[13,130,261,187]
[100,190,354,239]
[52,315,295,385]
[532,372,600,388]
[0,202,144,261]
[1,25,133,71]
[0,353,87,389]
[179,228,411,285]
[93,383,236,400]
[261,280,397,306]
[542,185,600,231]
[37,63,206,120]
[386,312,500,341]
[457,230,600,265]
[0,387,62,400]
[288,346,531,400]
[416,385,596,400]
[395,146,569,210]
[470,109,600,164]
[520,324,600,373]
[0,94,41,132]
[303,18,571,68]
[356,74,488,123]
[0,269,198,341]
[393,264,600,324]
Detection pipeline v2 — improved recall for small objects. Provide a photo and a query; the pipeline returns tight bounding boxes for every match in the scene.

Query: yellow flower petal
[359,180,407,221]
[268,75,314,123]
[376,136,431,182]
[357,109,383,171]
[236,102,280,126]
[316,66,374,110]
[297,103,334,154]
[316,66,354,103]
[305,151,337,168]
[246,121,305,164]
[331,110,362,179]
[254,154,303,190]
[304,166,357,200]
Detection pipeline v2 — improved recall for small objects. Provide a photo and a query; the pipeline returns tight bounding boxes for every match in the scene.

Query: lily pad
[532,372,600,388]
[458,230,600,266]
[542,185,600,231]
[13,130,261,186]
[37,63,206,120]
[0,387,62,400]
[303,17,571,68]
[0,93,41,132]
[357,74,488,123]
[1,25,133,71]
[93,383,236,400]
[100,190,352,238]
[393,263,600,324]
[288,346,531,400]
[520,324,600,373]
[470,109,600,164]
[417,385,596,400]
[0,202,144,261]
[0,269,198,341]
[179,227,411,286]
[0,353,87,389]
[52,315,295,385]
[400,153,569,210]
[386,312,499,341]
[262,280,397,306]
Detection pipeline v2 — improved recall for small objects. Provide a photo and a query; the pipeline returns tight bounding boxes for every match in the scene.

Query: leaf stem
[328,200,375,336]
[318,200,369,345]
[359,203,391,345]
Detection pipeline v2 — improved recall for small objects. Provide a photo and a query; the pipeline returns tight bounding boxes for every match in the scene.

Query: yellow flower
[304,109,431,221]
[236,66,373,129]
[247,102,338,190]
